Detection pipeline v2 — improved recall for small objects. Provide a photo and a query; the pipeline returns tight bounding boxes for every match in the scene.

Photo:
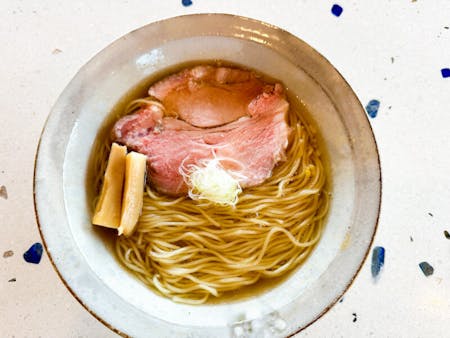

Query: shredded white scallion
[181,158,242,206]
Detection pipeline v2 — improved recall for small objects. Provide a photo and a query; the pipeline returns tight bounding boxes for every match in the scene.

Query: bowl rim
[33,13,382,338]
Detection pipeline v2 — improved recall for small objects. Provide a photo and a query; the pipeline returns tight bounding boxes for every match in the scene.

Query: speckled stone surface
[1,1,449,337]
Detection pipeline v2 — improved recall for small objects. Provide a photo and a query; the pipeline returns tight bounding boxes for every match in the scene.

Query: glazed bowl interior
[34,14,380,338]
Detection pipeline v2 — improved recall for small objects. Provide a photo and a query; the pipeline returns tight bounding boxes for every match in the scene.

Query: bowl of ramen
[34,14,381,338]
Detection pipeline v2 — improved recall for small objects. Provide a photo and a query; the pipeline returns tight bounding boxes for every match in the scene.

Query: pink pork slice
[113,69,290,196]
[148,65,267,128]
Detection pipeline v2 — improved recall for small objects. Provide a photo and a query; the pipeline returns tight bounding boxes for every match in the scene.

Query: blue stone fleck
[182,0,193,7]
[365,99,380,118]
[441,68,450,78]
[331,4,343,17]
[371,246,385,278]
[419,261,434,277]
[23,243,43,264]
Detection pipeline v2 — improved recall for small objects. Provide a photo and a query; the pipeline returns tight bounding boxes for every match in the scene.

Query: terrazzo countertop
[1,1,449,337]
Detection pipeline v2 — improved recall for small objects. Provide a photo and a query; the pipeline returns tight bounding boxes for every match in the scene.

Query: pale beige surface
[1,1,450,337]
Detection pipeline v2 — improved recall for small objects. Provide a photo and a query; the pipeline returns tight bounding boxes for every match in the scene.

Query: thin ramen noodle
[91,74,329,305]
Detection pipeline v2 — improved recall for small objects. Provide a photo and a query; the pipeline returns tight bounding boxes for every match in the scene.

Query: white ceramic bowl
[34,14,381,338]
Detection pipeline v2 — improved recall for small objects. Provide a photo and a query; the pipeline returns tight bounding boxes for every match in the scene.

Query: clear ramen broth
[87,60,330,304]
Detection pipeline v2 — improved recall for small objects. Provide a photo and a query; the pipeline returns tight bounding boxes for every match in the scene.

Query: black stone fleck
[428,212,433,217]
[8,278,16,282]
[352,313,357,322]
[391,57,395,63]
[445,26,449,29]
[419,261,434,276]
[410,236,414,242]
[339,297,344,303]
[444,230,450,239]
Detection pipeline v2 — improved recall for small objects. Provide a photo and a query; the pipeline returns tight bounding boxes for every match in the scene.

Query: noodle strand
[93,95,329,304]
